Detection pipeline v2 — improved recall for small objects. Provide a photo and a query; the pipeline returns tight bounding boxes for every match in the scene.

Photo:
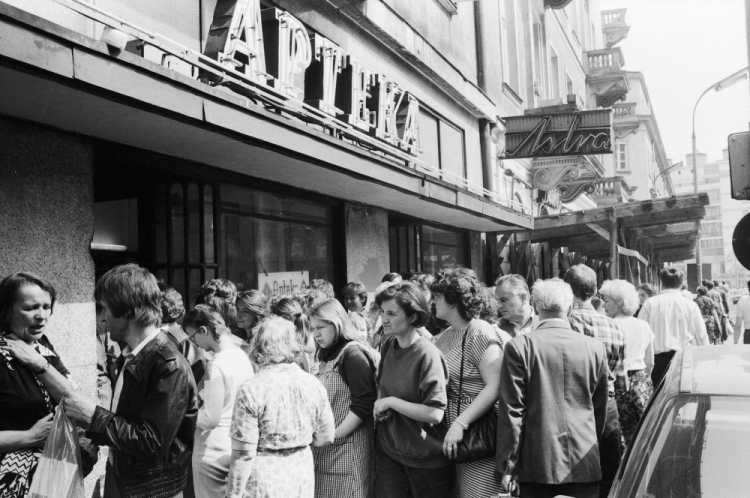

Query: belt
[257,445,307,456]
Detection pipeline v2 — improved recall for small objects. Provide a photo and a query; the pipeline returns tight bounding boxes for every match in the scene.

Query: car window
[617,395,750,497]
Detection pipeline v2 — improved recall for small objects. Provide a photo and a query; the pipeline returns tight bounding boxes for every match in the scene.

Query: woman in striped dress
[431,268,505,498]
[310,299,377,498]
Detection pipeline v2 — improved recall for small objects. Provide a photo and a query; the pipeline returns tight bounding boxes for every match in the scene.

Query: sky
[600,0,750,164]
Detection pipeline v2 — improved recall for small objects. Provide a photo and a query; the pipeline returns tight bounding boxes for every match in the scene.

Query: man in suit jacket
[496,278,609,498]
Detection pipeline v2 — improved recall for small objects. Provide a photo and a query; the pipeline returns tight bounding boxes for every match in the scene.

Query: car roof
[676,345,750,396]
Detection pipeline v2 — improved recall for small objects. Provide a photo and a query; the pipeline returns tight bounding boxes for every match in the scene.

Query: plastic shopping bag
[28,404,85,498]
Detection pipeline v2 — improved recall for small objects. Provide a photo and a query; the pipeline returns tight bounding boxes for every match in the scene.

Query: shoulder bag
[454,324,501,463]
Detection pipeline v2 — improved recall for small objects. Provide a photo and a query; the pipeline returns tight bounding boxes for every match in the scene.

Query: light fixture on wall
[100,26,129,51]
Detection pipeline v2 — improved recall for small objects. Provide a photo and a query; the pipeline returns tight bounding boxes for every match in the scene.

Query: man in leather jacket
[64,264,198,498]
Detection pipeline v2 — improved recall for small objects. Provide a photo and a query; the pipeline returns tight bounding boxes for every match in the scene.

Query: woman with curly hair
[431,267,505,498]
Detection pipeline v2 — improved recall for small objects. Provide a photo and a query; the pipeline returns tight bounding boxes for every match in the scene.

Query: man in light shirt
[733,281,750,344]
[495,274,538,338]
[638,267,708,388]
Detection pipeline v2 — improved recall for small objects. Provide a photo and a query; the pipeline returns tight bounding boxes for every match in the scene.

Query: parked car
[608,345,750,497]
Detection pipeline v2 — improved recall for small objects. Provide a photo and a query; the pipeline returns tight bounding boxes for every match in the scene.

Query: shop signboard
[258,271,310,297]
[202,0,420,155]
[503,110,613,159]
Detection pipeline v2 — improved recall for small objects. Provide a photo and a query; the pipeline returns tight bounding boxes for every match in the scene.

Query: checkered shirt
[569,302,627,395]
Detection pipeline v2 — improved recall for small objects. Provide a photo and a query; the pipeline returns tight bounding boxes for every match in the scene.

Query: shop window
[219,185,334,292]
[389,220,468,276]
[154,182,219,305]
[92,199,139,252]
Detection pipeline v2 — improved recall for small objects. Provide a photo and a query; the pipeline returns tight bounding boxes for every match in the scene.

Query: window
[616,142,628,171]
[705,206,722,220]
[533,20,547,101]
[701,222,723,237]
[566,73,574,98]
[418,107,466,181]
[502,0,521,93]
[705,189,721,203]
[153,182,219,304]
[389,221,468,275]
[549,47,560,99]
[704,164,719,175]
[705,177,720,184]
[219,185,335,292]
[700,238,723,249]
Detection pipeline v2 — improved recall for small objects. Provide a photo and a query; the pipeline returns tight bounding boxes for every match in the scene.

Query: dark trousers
[520,481,599,498]
[651,351,676,388]
[599,396,622,498]
[744,329,750,344]
[375,448,451,498]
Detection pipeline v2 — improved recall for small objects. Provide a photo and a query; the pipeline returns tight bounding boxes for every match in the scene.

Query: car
[608,345,750,497]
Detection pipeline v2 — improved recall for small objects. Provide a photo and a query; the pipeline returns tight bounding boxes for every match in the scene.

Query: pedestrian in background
[309,299,377,498]
[271,296,316,373]
[733,280,750,344]
[694,287,722,345]
[496,278,609,498]
[341,281,370,342]
[184,305,253,498]
[159,284,208,384]
[373,282,450,498]
[564,265,625,498]
[226,317,335,498]
[634,283,656,318]
[639,268,708,388]
[599,280,654,449]
[431,268,505,498]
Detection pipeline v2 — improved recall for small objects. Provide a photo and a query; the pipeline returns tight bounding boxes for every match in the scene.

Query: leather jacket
[88,332,198,498]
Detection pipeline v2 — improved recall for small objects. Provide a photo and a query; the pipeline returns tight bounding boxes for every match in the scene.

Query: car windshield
[620,395,750,497]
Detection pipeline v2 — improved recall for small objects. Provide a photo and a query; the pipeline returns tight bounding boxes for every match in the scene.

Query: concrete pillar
[344,203,390,296]
[0,118,96,397]
[469,231,486,283]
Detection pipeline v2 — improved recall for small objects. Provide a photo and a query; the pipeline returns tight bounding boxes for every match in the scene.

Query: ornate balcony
[612,102,639,138]
[602,9,630,48]
[585,48,629,107]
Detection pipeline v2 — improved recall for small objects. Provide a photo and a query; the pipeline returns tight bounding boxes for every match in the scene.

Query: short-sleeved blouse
[230,363,335,450]
[0,335,68,432]
[695,296,718,317]
[433,319,503,424]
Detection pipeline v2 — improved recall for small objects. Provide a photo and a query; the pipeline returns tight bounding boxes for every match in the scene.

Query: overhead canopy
[512,193,709,280]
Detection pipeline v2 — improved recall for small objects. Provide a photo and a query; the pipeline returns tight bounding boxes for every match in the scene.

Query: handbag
[453,325,500,464]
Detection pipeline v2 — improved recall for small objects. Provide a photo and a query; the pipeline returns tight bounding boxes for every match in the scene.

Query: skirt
[616,370,654,450]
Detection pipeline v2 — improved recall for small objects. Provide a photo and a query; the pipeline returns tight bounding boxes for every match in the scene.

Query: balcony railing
[585,48,625,75]
[602,9,627,28]
[591,176,632,205]
[612,102,637,119]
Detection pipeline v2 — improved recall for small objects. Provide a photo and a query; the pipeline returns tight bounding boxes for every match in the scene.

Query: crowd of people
[0,261,723,498]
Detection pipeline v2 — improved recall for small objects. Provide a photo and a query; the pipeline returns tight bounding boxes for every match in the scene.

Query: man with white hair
[495,274,538,338]
[496,279,609,498]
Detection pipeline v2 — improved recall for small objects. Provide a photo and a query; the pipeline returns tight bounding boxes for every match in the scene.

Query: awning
[489,193,709,285]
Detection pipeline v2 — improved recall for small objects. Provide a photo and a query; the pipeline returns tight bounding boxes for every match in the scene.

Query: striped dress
[433,320,506,498]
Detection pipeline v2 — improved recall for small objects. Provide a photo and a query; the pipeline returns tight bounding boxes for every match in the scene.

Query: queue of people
[0,262,714,498]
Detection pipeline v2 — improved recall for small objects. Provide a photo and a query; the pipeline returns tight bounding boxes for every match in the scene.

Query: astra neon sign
[504,110,613,159]
[203,0,420,154]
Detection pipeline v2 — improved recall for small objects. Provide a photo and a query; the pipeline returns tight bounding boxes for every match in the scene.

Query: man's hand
[63,390,98,429]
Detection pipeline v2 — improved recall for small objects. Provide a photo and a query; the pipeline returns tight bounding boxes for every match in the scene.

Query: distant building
[672,150,750,286]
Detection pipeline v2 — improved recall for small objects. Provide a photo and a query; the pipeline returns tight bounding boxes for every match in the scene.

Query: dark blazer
[88,331,198,498]
[496,318,609,484]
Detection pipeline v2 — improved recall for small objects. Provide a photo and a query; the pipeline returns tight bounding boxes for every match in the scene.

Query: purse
[453,325,500,464]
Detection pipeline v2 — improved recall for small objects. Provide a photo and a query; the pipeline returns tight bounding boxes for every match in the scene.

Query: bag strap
[457,326,469,416]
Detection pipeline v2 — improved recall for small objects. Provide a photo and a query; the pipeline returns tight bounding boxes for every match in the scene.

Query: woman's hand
[373,397,393,421]
[442,421,465,459]
[26,413,54,447]
[0,337,46,370]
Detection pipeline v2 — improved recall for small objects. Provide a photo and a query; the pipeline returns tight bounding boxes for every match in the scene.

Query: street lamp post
[691,67,749,285]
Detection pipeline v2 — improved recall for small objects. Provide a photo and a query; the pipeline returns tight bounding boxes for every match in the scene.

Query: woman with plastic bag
[0,272,81,497]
